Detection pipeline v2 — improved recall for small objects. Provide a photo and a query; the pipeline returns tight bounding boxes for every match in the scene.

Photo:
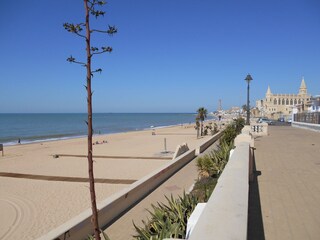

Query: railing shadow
[248,149,265,240]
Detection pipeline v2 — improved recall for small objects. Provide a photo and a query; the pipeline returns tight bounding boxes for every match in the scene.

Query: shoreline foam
[0,114,214,146]
[2,120,210,147]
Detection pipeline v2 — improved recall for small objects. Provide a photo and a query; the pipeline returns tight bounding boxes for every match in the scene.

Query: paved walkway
[104,140,219,240]
[248,126,320,240]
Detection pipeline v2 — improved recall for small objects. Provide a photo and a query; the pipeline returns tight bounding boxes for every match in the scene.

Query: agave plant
[196,155,215,178]
[133,192,198,240]
[219,123,237,146]
[193,119,242,203]
[87,230,111,240]
[234,117,245,134]
[209,140,234,176]
[211,123,218,135]
[192,176,217,202]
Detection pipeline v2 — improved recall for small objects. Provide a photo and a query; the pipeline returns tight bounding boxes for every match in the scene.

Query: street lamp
[245,74,253,125]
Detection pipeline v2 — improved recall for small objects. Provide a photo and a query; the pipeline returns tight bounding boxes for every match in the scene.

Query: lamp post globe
[245,74,253,125]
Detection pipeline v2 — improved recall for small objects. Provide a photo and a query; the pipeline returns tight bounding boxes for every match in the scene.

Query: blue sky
[0,0,319,113]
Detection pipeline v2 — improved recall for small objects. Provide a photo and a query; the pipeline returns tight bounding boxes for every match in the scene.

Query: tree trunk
[84,0,100,239]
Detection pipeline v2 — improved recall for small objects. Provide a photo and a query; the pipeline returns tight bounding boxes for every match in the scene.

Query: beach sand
[0,123,213,239]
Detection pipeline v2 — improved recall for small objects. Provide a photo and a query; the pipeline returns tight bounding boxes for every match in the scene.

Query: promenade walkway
[104,139,219,240]
[249,126,320,240]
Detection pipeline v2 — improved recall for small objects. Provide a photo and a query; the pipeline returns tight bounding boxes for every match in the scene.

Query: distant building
[306,95,320,112]
[229,106,240,114]
[256,77,311,120]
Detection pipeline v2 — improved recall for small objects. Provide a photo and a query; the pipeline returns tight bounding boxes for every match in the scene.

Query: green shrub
[196,140,233,179]
[196,155,215,178]
[219,117,244,146]
[210,140,234,176]
[219,124,236,146]
[212,123,218,135]
[133,118,243,240]
[234,117,245,134]
[192,121,238,204]
[133,192,198,240]
[191,177,217,202]
[87,230,111,240]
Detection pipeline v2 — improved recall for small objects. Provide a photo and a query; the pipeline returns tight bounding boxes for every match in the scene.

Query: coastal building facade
[255,77,311,120]
[306,95,320,112]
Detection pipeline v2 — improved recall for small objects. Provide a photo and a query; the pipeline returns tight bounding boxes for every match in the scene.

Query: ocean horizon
[0,113,215,146]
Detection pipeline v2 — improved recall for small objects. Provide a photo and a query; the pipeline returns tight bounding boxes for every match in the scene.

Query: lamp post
[245,74,253,125]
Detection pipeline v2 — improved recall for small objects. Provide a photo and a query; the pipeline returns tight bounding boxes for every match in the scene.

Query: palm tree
[197,107,208,136]
[241,104,247,113]
[195,117,200,138]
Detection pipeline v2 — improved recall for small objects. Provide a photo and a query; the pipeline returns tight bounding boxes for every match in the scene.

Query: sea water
[0,113,213,145]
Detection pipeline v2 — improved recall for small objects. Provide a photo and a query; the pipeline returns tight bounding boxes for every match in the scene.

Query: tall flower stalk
[63,1,117,239]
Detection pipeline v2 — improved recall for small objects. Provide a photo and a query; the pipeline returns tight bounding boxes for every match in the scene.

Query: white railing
[250,122,268,136]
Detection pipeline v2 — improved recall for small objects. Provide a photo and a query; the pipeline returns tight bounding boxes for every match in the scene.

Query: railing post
[249,146,254,183]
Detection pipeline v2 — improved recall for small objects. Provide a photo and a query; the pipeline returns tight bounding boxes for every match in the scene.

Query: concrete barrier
[172,143,189,160]
[196,131,224,155]
[188,133,253,240]
[36,149,196,240]
[292,121,320,132]
[235,126,254,149]
[37,128,226,240]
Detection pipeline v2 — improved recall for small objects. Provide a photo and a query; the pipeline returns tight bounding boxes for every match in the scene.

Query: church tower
[266,86,272,102]
[298,77,307,96]
[257,78,310,119]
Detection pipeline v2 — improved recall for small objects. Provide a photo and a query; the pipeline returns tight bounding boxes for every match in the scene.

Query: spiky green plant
[196,139,234,179]
[220,117,244,145]
[133,192,198,240]
[191,177,217,202]
[219,124,237,146]
[192,125,237,202]
[211,123,218,135]
[87,230,111,240]
[134,118,242,240]
[234,117,245,134]
[209,140,234,176]
[196,155,215,178]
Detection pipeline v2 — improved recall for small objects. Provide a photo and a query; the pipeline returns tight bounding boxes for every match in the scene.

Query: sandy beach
[0,123,214,239]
